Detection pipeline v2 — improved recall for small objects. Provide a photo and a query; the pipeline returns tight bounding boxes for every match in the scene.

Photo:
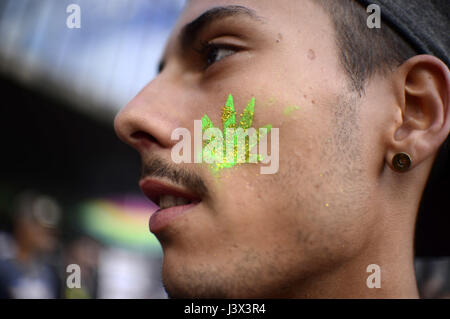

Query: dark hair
[315,0,417,93]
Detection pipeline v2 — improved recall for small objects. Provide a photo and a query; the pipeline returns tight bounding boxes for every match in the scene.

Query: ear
[386,55,450,172]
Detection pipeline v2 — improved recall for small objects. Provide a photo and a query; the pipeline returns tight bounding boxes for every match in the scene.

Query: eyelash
[196,41,237,69]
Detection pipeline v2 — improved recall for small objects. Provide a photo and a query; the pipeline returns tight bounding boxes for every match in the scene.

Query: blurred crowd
[0,191,166,299]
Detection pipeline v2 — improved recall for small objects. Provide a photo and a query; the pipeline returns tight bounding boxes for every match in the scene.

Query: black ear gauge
[392,152,412,172]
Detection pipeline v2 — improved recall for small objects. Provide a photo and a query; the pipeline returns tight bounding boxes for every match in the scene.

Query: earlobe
[386,55,450,172]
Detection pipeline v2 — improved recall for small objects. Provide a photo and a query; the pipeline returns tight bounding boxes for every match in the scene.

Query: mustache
[141,157,209,198]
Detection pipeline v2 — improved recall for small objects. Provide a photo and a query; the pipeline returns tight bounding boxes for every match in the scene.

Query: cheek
[209,168,294,238]
[211,170,363,275]
[260,129,373,255]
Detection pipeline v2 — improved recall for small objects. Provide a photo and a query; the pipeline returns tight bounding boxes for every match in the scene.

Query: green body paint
[201,94,272,173]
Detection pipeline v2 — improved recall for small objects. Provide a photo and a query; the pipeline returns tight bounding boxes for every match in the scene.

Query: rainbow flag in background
[78,195,161,254]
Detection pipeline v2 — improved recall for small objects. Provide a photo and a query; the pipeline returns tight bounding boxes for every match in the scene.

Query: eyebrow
[157,5,263,73]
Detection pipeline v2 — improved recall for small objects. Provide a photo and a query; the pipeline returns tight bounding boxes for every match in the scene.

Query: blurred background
[0,0,184,299]
[0,0,448,299]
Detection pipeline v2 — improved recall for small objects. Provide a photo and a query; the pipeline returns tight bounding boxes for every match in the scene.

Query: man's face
[115,0,385,297]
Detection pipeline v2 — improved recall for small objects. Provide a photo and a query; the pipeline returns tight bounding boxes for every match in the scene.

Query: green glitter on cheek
[239,98,255,129]
[201,94,272,173]
[222,94,236,130]
[202,114,213,130]
[283,105,300,116]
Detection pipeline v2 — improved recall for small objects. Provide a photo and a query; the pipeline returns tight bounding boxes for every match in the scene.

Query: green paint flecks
[283,105,300,116]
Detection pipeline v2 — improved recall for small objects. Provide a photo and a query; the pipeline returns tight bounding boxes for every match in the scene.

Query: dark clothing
[0,233,61,299]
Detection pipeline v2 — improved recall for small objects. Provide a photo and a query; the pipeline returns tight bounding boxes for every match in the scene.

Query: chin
[161,259,243,299]
[163,276,230,299]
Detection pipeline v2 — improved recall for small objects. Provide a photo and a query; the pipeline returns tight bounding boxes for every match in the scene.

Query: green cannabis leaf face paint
[200,94,273,173]
[169,94,279,175]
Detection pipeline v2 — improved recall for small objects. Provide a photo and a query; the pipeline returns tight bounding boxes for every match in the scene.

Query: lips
[139,178,201,233]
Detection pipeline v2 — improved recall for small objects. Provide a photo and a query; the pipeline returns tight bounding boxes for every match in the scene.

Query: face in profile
[114,0,450,298]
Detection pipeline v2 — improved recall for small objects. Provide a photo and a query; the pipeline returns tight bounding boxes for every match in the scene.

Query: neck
[291,246,418,298]
[291,212,419,298]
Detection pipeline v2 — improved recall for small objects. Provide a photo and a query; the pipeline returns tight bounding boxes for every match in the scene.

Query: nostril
[130,131,159,145]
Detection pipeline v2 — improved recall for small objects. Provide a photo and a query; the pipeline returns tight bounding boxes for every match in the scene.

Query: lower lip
[149,203,198,233]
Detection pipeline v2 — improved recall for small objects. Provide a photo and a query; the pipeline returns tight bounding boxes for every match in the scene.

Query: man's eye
[200,43,236,69]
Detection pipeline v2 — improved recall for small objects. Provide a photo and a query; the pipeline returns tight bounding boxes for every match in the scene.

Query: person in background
[64,236,100,299]
[0,191,62,299]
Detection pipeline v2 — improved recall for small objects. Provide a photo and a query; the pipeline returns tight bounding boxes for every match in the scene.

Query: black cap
[355,0,449,67]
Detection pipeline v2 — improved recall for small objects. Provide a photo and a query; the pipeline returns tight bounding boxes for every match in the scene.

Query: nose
[114,77,182,153]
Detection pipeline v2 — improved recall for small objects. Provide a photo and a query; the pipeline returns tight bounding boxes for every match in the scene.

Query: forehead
[163,0,333,56]
[179,0,321,22]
